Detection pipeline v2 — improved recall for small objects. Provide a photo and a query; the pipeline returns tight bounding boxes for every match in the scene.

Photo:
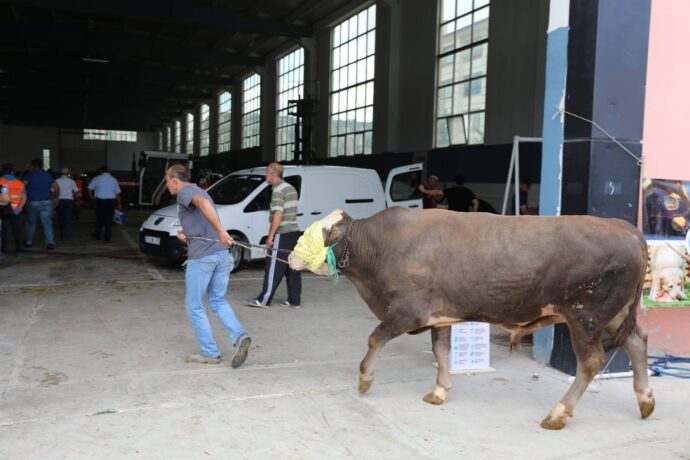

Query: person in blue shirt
[23,158,59,250]
[87,165,122,243]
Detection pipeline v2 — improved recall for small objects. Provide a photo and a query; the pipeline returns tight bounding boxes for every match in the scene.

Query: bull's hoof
[358,376,374,394]
[423,392,445,405]
[541,403,572,430]
[638,388,655,419]
[540,415,568,430]
[422,386,448,405]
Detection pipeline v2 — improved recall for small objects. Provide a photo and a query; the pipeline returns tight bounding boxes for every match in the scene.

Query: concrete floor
[1,210,689,460]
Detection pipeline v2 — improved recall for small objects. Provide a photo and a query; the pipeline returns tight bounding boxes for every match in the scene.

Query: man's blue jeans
[185,250,246,358]
[25,200,55,246]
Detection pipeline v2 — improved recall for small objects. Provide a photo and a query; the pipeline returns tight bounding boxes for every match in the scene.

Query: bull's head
[288,209,353,275]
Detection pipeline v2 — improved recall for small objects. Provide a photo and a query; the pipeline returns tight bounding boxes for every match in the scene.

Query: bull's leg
[359,314,419,394]
[541,323,606,430]
[423,326,452,405]
[609,324,655,419]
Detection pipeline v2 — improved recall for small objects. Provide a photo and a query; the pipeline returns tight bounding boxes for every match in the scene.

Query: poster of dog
[643,241,690,308]
[642,178,690,308]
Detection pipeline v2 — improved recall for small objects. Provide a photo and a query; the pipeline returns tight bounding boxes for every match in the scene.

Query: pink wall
[638,0,690,356]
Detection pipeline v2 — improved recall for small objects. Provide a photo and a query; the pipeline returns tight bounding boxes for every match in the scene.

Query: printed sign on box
[449,322,491,372]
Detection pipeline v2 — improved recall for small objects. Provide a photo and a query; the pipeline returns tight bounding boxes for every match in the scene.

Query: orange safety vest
[0,176,25,212]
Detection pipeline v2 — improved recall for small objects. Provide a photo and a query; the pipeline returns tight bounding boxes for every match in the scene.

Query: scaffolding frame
[501,135,543,216]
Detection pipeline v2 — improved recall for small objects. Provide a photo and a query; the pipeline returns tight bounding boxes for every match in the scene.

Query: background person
[511,178,537,215]
[23,158,58,250]
[0,163,27,257]
[246,163,302,308]
[419,175,479,212]
[55,168,80,240]
[87,165,122,243]
[422,175,441,209]
[165,164,251,367]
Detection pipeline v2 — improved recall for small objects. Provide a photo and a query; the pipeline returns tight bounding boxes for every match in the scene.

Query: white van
[139,164,423,270]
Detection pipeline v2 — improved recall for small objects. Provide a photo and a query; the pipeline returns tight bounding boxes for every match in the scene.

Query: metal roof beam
[2,0,311,37]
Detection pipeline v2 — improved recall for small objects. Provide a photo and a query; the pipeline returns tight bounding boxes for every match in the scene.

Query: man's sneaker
[185,354,221,364]
[231,333,251,369]
[46,244,55,250]
[23,241,32,248]
[245,298,269,308]
[278,300,300,308]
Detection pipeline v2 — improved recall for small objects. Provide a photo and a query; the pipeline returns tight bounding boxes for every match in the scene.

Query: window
[174,120,181,153]
[435,0,489,147]
[390,171,424,201]
[83,129,137,142]
[166,125,172,151]
[242,74,262,148]
[218,91,232,153]
[199,104,210,156]
[276,48,305,162]
[208,174,265,205]
[158,130,163,150]
[42,149,50,170]
[185,112,195,154]
[329,5,376,157]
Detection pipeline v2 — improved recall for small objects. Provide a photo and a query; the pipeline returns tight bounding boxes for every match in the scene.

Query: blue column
[534,0,570,364]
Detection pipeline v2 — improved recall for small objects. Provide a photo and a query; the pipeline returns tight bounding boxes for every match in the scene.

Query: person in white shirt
[87,165,122,243]
[55,168,80,240]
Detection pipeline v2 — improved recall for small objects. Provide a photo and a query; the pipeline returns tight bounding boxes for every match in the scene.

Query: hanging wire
[554,107,644,165]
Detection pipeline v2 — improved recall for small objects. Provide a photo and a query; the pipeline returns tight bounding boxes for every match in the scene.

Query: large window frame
[328,4,376,157]
[174,120,181,153]
[218,91,232,153]
[276,47,305,162]
[199,104,210,156]
[241,73,262,149]
[165,125,172,151]
[185,112,195,154]
[435,0,490,147]
[83,129,137,142]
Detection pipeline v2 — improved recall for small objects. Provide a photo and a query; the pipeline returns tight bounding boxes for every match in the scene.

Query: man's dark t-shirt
[511,190,528,214]
[443,186,476,212]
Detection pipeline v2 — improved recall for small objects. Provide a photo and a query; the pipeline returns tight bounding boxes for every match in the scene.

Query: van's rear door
[385,163,424,208]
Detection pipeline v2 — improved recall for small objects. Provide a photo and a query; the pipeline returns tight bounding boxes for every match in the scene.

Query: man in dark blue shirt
[511,178,536,215]
[23,158,59,249]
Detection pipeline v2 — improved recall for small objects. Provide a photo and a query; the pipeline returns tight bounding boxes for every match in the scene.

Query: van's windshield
[207,175,265,205]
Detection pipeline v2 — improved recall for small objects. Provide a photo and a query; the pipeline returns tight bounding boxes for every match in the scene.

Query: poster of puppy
[643,241,690,308]
[642,178,690,308]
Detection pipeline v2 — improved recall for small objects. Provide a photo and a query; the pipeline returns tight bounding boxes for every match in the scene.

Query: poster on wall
[642,178,690,308]
[449,322,491,372]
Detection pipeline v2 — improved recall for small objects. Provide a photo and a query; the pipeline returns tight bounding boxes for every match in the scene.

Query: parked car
[139,164,423,271]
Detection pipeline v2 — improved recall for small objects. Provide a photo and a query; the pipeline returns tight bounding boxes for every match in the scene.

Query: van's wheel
[229,232,245,272]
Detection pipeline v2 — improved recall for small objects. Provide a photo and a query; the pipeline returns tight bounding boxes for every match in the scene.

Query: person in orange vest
[0,163,27,257]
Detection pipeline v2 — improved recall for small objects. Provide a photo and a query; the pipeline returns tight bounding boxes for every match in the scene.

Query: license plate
[144,235,160,245]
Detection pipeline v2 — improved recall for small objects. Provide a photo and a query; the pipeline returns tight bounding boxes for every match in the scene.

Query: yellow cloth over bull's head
[291,220,329,271]
[289,209,344,275]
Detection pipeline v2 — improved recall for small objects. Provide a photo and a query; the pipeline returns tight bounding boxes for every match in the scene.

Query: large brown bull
[289,207,655,429]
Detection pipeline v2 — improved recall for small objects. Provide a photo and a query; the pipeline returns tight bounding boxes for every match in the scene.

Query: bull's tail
[603,239,647,352]
[603,300,638,352]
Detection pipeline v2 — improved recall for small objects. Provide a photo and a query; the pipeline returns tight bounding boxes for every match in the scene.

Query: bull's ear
[323,212,352,245]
